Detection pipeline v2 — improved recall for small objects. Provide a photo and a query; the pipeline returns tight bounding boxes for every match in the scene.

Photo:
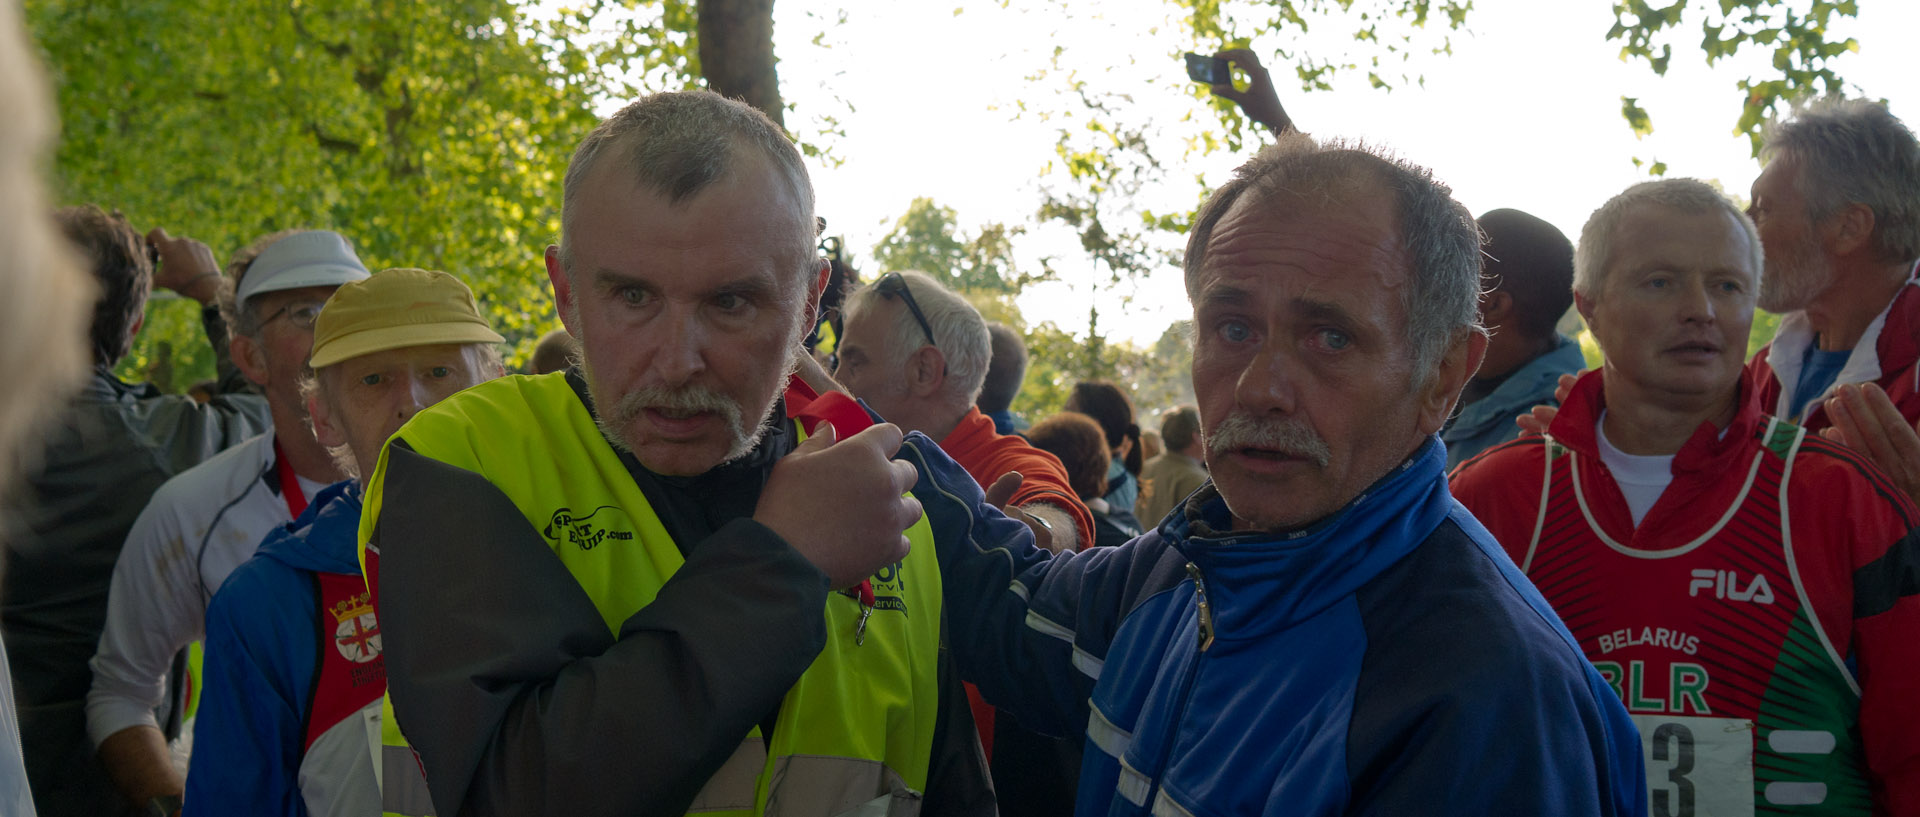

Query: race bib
[1630,714,1755,817]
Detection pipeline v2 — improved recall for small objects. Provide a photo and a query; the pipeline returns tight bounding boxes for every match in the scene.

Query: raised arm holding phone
[1186,48,1295,135]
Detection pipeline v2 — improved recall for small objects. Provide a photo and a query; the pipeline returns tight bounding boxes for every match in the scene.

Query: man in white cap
[86,229,370,816]
[186,268,503,817]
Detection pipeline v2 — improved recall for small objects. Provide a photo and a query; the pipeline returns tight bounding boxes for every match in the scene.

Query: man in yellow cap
[181,268,503,817]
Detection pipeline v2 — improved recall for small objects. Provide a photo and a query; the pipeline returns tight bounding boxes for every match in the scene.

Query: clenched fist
[755,422,922,589]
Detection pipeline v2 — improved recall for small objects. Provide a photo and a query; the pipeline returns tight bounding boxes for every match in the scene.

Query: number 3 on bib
[1631,714,1755,817]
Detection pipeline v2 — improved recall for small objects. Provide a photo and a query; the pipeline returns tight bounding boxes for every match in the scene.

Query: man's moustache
[1207,413,1332,468]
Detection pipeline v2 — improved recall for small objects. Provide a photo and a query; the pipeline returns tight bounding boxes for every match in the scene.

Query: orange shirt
[939,407,1094,552]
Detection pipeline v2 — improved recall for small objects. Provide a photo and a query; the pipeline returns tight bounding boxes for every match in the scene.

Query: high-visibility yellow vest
[361,373,943,815]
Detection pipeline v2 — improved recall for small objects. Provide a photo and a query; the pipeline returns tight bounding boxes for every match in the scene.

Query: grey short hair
[1763,98,1920,263]
[1574,178,1762,300]
[558,90,816,276]
[1184,133,1484,380]
[842,270,992,405]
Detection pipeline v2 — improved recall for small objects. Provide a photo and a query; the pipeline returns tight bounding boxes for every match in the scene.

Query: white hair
[842,270,992,406]
[1574,178,1763,300]
[0,1,92,492]
[1764,98,1920,263]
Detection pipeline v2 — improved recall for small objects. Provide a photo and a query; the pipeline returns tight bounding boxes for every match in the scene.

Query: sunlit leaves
[1609,0,1861,156]
[1622,96,1655,137]
[870,197,1040,295]
[31,0,683,379]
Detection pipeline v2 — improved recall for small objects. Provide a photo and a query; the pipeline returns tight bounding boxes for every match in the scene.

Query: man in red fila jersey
[1452,178,1920,816]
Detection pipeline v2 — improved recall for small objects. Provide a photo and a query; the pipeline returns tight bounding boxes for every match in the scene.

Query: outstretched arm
[1210,48,1295,135]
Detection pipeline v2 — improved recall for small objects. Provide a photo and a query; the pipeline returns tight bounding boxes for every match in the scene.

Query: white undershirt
[296,474,329,503]
[1595,412,1676,527]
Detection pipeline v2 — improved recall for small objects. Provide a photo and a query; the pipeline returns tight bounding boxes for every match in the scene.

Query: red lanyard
[785,377,878,644]
[272,439,309,519]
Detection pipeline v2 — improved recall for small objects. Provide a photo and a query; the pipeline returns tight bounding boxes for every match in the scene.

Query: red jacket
[1750,262,1920,429]
[1452,370,1920,816]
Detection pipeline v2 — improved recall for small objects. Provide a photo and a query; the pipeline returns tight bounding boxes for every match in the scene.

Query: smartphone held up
[1183,52,1230,86]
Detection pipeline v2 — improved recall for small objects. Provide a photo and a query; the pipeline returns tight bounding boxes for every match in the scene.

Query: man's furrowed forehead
[568,163,813,282]
[582,144,813,231]
[1199,188,1412,293]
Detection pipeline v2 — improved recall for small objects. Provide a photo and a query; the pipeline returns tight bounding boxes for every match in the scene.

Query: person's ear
[1825,203,1877,258]
[546,245,577,338]
[1417,329,1490,435]
[804,258,830,319]
[798,258,831,347]
[231,332,270,387]
[1573,290,1600,342]
[908,346,946,398]
[308,385,347,450]
[1479,290,1514,332]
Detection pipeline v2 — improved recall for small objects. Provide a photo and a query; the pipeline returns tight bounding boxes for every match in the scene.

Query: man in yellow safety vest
[358,90,994,816]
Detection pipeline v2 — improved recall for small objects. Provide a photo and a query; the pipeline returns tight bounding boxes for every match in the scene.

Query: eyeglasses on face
[255,300,327,332]
[875,272,937,349]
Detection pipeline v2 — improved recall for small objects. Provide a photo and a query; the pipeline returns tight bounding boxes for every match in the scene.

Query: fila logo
[1688,569,1775,604]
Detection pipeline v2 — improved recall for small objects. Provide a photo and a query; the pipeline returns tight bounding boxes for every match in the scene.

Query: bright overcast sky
[766,0,1918,347]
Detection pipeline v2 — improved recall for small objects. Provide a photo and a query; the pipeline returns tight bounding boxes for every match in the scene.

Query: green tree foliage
[28,0,699,383]
[1131,319,1198,415]
[1012,318,1195,425]
[1013,0,1847,390]
[870,197,1037,295]
[1610,0,1861,155]
[1169,0,1863,153]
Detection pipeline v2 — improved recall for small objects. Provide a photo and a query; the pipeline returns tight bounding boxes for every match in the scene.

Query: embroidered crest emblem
[331,592,382,664]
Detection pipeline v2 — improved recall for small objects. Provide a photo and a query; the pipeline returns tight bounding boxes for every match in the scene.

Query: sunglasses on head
[875,272,937,349]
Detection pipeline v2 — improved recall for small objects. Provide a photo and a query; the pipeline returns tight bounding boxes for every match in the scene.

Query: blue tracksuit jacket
[900,433,1647,816]
[185,481,381,816]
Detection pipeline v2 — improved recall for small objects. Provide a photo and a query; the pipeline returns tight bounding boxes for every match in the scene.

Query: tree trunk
[698,0,784,126]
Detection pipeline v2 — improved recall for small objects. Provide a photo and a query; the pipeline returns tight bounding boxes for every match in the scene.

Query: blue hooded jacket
[185,481,379,816]
[1443,334,1586,470]
[900,433,1646,816]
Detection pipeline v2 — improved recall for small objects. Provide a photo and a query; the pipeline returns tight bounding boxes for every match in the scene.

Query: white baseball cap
[235,230,371,305]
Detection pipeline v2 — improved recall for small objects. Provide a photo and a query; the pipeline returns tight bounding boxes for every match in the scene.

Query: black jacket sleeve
[372,442,833,817]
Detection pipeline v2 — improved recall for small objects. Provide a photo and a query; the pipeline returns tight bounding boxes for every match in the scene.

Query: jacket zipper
[1134,563,1214,811]
[1186,562,1215,652]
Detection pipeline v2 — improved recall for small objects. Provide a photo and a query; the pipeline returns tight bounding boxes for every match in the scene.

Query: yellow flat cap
[308,268,504,369]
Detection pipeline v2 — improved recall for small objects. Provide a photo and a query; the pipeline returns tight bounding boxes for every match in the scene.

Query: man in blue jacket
[913,134,1648,816]
[184,269,505,815]
[1442,207,1587,468]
